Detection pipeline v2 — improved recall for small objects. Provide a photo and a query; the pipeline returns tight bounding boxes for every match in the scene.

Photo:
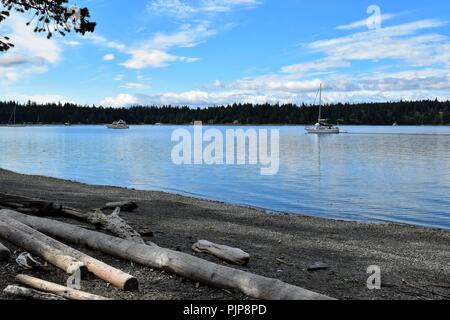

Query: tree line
[1,99,449,125]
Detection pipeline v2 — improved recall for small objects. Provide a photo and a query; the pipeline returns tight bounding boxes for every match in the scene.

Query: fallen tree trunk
[192,240,250,266]
[0,193,147,245]
[103,201,138,212]
[0,213,138,291]
[16,275,110,300]
[0,192,88,220]
[0,220,86,274]
[0,241,11,261]
[3,285,66,300]
[87,208,145,244]
[1,210,334,300]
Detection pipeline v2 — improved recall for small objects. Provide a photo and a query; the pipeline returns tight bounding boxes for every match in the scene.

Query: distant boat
[107,119,129,129]
[64,122,71,126]
[305,84,340,134]
[392,122,398,126]
[7,106,26,127]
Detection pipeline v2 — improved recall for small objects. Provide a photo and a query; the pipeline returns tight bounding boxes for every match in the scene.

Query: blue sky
[1,0,450,107]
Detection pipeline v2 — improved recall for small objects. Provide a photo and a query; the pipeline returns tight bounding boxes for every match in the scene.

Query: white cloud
[121,50,182,69]
[114,74,126,81]
[120,23,214,69]
[308,20,448,66]
[103,53,116,61]
[336,14,396,30]
[100,94,141,108]
[149,0,260,18]
[63,40,81,47]
[0,14,62,84]
[121,82,150,90]
[281,58,351,74]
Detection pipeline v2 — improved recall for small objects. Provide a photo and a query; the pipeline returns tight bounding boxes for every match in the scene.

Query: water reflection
[0,125,449,230]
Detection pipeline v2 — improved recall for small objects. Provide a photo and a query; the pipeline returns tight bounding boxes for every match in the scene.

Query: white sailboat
[305,84,340,134]
[7,106,26,127]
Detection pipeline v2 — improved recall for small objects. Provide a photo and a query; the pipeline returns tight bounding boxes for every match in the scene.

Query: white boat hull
[107,124,129,129]
[107,120,129,129]
[305,126,340,134]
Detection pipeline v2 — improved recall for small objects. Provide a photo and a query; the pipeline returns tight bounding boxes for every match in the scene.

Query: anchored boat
[305,84,340,134]
[107,119,129,129]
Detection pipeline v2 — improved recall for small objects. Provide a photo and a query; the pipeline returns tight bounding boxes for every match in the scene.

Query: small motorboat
[107,119,130,129]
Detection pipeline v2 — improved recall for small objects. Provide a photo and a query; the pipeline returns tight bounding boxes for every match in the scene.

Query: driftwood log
[0,193,146,241]
[0,213,138,291]
[0,192,88,220]
[16,274,110,300]
[0,219,86,274]
[1,210,334,300]
[103,201,138,212]
[87,208,145,244]
[0,241,11,261]
[192,240,250,266]
[3,285,66,300]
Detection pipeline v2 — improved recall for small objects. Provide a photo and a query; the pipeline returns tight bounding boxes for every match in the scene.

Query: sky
[0,0,450,107]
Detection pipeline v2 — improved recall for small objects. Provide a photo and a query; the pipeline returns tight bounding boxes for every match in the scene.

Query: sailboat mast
[318,83,322,122]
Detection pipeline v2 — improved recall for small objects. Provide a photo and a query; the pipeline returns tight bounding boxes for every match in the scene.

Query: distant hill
[0,100,449,125]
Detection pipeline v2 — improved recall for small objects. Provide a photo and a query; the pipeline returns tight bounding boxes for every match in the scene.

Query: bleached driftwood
[16,275,110,300]
[1,210,334,300]
[0,241,11,261]
[87,208,145,244]
[103,201,138,212]
[0,220,86,274]
[0,193,145,244]
[3,285,66,300]
[0,213,138,291]
[15,252,42,269]
[192,240,250,266]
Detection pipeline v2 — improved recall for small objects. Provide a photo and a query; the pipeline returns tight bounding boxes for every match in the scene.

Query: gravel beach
[0,168,449,300]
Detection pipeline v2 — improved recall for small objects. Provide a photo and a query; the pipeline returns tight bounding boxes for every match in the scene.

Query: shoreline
[1,167,448,232]
[0,168,449,300]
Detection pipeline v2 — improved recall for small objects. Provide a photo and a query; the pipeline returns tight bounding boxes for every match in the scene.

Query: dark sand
[0,168,449,300]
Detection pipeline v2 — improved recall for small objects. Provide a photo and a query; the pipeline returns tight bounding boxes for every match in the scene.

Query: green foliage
[1,100,449,125]
[0,0,95,51]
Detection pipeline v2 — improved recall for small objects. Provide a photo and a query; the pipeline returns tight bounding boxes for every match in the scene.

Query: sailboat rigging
[305,83,340,134]
[7,106,26,127]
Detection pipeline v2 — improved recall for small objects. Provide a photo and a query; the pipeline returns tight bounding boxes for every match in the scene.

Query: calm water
[1,125,449,230]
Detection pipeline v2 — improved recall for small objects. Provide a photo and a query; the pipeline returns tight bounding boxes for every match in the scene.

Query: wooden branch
[1,210,335,300]
[0,240,11,261]
[16,275,110,300]
[87,208,146,244]
[0,219,86,274]
[192,240,250,266]
[103,201,138,212]
[0,213,138,291]
[3,285,66,300]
